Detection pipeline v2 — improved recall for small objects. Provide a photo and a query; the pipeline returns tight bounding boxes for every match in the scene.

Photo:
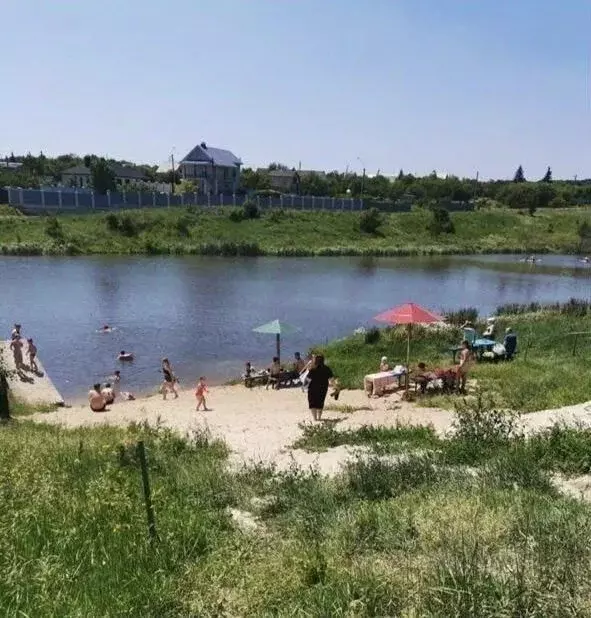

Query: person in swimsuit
[195,376,209,411]
[10,337,24,371]
[101,382,115,404]
[161,357,179,400]
[27,338,38,372]
[88,383,107,412]
[456,340,474,394]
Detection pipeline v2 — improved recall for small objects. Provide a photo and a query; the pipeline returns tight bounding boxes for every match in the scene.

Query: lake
[1,254,590,400]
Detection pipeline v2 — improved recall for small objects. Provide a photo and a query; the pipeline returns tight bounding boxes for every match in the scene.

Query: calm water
[1,255,590,400]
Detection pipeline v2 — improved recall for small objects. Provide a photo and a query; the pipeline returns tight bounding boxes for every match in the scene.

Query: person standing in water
[161,358,179,400]
[306,354,335,421]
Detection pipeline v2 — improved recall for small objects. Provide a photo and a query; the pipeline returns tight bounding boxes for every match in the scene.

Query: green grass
[0,205,589,256]
[5,417,591,615]
[318,306,591,412]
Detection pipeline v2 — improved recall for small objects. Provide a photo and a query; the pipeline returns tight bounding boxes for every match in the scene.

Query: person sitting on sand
[270,357,281,377]
[118,350,134,361]
[195,376,209,411]
[88,383,107,412]
[27,338,38,372]
[415,362,438,394]
[101,382,115,404]
[161,357,179,400]
[379,356,390,372]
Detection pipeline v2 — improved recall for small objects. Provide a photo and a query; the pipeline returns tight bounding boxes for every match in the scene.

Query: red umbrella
[374,302,443,371]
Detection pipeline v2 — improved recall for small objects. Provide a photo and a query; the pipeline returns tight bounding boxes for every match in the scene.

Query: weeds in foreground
[4,416,591,615]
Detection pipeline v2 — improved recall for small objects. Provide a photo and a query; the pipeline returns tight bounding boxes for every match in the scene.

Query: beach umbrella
[374,302,442,370]
[252,320,299,362]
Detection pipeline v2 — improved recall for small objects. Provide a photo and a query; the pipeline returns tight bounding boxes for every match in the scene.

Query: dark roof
[181,142,242,167]
[62,164,148,180]
[63,165,91,175]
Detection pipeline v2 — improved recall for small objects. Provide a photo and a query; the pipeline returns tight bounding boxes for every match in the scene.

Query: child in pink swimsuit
[195,377,209,411]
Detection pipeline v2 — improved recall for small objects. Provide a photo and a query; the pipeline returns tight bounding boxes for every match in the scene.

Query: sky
[1,0,590,179]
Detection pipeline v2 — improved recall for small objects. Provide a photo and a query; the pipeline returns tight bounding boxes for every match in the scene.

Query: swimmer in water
[118,350,134,361]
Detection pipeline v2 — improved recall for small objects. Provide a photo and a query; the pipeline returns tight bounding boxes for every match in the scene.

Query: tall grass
[4,415,591,615]
[0,206,587,256]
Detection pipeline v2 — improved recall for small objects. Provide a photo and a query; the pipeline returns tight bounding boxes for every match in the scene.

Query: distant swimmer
[118,350,134,361]
[100,325,114,333]
[579,257,591,264]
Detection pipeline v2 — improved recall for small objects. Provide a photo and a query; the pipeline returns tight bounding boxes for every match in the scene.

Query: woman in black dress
[306,354,334,421]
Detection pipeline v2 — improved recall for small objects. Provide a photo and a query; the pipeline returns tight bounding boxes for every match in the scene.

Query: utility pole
[170,151,176,195]
[361,168,366,200]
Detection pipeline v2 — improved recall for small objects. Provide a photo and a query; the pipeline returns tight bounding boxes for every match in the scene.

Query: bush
[364,327,381,344]
[242,200,260,220]
[452,394,519,445]
[427,206,455,235]
[104,213,120,232]
[444,307,478,326]
[359,208,383,234]
[44,216,64,241]
[118,214,138,237]
[228,207,244,223]
[175,216,191,237]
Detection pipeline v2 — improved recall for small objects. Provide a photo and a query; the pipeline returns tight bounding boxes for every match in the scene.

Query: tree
[91,159,116,194]
[513,165,526,183]
[267,162,289,171]
[541,166,552,183]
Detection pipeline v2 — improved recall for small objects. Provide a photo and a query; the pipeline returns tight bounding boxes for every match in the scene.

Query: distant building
[178,142,242,195]
[258,168,326,193]
[0,161,23,171]
[61,164,149,189]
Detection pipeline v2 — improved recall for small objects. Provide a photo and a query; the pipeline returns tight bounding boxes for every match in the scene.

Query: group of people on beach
[9,324,38,375]
[245,351,339,421]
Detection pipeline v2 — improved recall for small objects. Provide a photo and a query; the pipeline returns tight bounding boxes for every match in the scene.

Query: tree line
[2,154,591,209]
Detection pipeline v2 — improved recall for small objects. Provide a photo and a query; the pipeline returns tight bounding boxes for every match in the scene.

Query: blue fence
[4,187,365,215]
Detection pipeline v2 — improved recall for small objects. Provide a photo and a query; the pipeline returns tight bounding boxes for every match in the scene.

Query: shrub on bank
[359,208,383,234]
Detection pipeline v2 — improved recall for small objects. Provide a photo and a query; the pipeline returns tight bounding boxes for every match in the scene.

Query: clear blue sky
[2,0,589,179]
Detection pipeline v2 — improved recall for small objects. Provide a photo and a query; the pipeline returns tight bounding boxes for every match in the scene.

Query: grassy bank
[0,205,589,256]
[318,301,591,412]
[4,412,591,616]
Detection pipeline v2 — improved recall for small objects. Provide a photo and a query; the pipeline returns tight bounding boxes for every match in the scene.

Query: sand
[27,385,591,475]
[28,386,454,472]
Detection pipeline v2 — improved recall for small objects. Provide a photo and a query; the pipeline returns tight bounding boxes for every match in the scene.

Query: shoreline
[28,384,591,474]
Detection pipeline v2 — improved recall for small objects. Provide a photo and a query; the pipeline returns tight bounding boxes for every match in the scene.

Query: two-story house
[178,142,242,195]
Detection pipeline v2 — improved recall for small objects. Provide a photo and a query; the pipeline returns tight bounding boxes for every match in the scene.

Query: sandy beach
[28,382,591,475]
[29,386,454,472]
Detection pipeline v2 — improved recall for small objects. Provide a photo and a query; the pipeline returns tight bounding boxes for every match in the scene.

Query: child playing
[27,338,38,372]
[195,377,209,411]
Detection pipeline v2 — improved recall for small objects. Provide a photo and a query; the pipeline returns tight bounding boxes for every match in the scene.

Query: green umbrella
[252,320,299,362]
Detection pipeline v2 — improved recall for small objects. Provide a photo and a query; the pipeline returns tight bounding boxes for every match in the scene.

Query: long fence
[2,187,365,215]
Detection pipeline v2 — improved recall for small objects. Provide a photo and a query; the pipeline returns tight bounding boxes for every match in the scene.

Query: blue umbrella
[252,320,299,361]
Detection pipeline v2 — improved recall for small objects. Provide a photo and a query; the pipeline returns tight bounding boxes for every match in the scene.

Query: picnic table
[244,371,269,388]
[364,367,406,397]
[449,338,496,362]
